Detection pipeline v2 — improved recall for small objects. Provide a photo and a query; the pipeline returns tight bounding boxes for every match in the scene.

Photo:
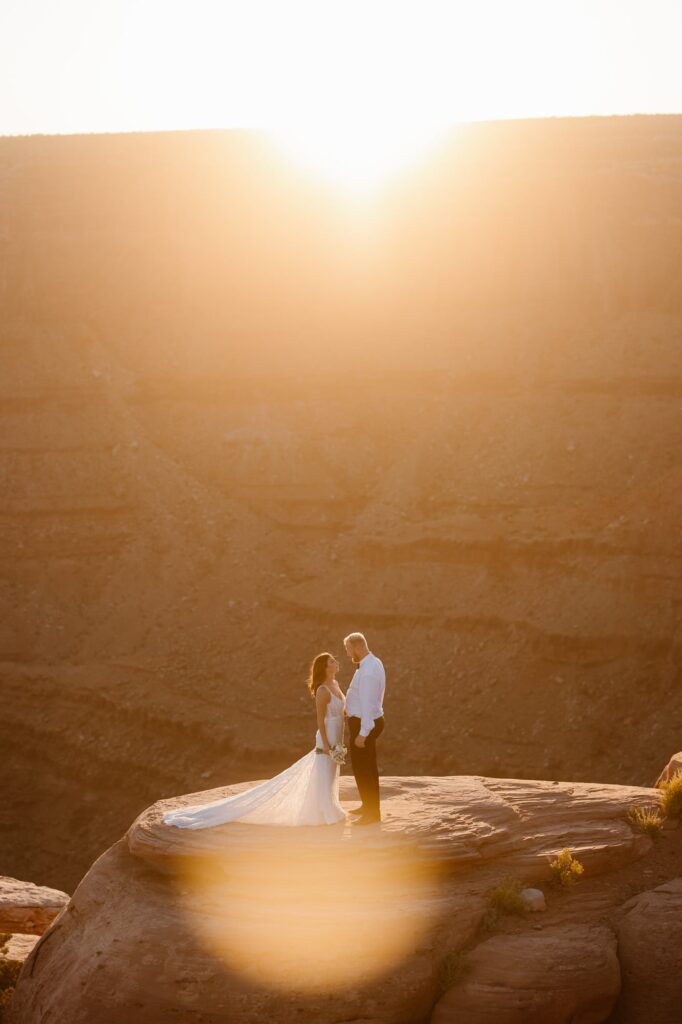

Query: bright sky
[2,0,681,191]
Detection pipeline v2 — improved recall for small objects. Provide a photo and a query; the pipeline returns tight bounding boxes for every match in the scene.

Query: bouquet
[329,743,347,766]
[314,741,347,765]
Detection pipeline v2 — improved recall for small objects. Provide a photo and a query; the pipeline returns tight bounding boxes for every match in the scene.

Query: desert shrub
[548,848,584,887]
[479,905,499,933]
[487,876,526,916]
[438,949,469,993]
[0,957,21,1022]
[627,804,664,837]
[659,770,682,820]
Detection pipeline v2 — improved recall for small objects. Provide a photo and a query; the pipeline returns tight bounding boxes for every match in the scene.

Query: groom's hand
[354,735,366,748]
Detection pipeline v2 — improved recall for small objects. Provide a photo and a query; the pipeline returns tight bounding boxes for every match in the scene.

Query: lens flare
[171,825,445,992]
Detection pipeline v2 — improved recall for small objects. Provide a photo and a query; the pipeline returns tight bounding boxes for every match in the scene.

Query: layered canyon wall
[1,115,681,891]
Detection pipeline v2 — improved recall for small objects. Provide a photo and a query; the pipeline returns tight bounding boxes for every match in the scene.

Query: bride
[163,652,347,828]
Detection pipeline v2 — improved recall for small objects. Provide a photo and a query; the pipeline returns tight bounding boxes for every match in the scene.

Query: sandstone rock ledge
[0,876,68,936]
[7,772,677,1024]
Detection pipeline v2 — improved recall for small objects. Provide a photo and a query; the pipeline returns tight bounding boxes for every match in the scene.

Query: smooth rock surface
[612,878,682,1023]
[8,774,660,1024]
[0,876,68,935]
[7,837,479,1024]
[132,774,656,877]
[431,923,620,1024]
[655,750,682,787]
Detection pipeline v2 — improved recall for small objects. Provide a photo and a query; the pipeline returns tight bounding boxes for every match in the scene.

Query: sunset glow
[4,0,682,1018]
[263,116,449,195]
[2,0,681,195]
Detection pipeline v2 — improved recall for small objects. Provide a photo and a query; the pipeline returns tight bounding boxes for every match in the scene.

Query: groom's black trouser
[348,714,385,819]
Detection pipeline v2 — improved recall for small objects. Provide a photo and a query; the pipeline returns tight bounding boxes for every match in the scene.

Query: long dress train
[163,687,346,828]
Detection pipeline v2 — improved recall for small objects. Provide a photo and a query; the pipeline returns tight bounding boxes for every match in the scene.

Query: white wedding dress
[163,685,347,828]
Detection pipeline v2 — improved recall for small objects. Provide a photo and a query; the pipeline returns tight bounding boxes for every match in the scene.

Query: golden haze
[1,116,681,899]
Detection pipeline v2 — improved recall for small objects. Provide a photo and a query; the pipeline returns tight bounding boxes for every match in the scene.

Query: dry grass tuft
[438,949,469,992]
[0,957,21,1023]
[487,876,527,916]
[627,804,664,837]
[659,770,682,820]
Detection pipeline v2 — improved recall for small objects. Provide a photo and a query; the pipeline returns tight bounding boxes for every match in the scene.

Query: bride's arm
[315,686,332,753]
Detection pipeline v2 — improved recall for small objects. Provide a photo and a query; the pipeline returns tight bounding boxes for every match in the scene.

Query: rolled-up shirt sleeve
[359,664,384,737]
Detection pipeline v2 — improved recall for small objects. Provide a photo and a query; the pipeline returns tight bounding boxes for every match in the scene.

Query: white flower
[330,744,347,766]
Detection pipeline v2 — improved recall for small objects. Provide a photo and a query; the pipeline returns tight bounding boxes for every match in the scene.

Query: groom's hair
[344,632,367,647]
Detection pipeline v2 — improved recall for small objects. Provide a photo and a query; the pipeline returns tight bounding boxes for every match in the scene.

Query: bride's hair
[307,652,332,698]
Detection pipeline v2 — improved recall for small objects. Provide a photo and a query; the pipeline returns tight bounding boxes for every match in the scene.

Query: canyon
[1,115,681,894]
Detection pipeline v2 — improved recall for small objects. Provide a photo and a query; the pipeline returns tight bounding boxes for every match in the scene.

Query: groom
[343,631,386,825]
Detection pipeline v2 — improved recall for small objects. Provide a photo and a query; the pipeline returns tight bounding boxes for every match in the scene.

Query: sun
[261,114,450,197]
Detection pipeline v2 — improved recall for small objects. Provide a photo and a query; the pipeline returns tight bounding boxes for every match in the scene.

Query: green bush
[627,804,664,837]
[659,770,682,820]
[487,876,526,916]
[548,848,584,887]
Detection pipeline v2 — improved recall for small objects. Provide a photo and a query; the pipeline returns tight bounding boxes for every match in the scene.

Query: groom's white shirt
[346,651,386,737]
